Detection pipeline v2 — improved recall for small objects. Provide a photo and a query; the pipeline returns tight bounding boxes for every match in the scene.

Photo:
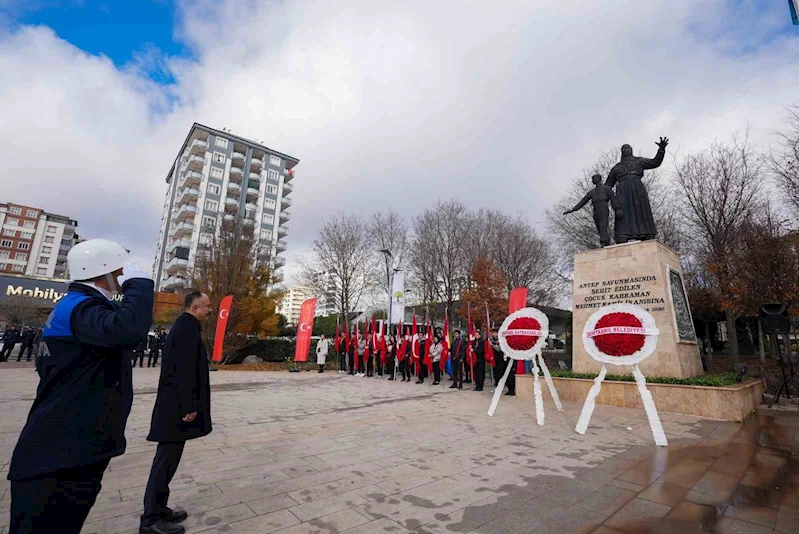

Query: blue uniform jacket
[8,279,154,481]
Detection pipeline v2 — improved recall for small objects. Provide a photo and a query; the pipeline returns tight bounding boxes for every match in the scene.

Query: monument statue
[605,137,669,243]
[563,174,622,248]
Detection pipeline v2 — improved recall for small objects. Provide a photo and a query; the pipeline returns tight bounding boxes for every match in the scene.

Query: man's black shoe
[449,383,458,389]
[475,387,483,391]
[139,519,185,534]
[457,384,463,389]
[505,391,515,396]
[433,381,440,385]
[163,508,188,523]
[464,379,472,384]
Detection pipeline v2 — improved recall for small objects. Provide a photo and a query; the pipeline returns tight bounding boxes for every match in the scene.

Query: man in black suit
[140,291,213,534]
[448,330,466,390]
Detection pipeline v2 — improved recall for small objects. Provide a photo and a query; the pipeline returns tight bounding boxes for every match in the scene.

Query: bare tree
[302,213,375,319]
[767,104,799,220]
[0,297,47,327]
[462,208,502,288]
[410,200,470,320]
[674,133,764,368]
[492,213,563,306]
[370,211,408,290]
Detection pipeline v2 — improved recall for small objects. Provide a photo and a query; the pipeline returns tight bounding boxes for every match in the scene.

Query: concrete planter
[516,375,765,422]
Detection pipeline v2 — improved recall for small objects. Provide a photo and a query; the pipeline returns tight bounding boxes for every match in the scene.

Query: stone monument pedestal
[572,240,702,378]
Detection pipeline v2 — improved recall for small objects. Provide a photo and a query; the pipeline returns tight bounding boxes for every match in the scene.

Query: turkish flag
[484,305,495,367]
[293,298,317,362]
[424,315,433,375]
[509,288,528,374]
[344,320,350,355]
[212,295,234,362]
[440,313,450,372]
[398,328,409,362]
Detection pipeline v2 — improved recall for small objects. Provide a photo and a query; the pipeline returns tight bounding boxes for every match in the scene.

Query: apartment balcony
[189,139,208,155]
[169,239,192,253]
[279,211,290,221]
[175,204,198,222]
[231,152,246,168]
[284,168,294,183]
[54,263,66,272]
[242,217,255,226]
[180,170,202,188]
[224,198,239,211]
[162,276,187,290]
[183,154,205,172]
[274,256,286,267]
[276,239,287,252]
[226,181,241,195]
[229,167,243,182]
[272,271,284,283]
[246,186,259,200]
[280,196,292,207]
[250,156,263,170]
[178,187,200,204]
[165,256,189,274]
[171,222,194,239]
[277,225,289,237]
[223,214,235,222]
[282,182,293,194]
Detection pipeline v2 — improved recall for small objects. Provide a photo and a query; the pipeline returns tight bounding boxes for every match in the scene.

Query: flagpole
[486,302,494,393]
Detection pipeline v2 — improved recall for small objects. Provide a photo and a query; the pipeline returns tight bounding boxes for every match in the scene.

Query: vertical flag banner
[467,305,476,379]
[345,318,350,356]
[391,271,406,323]
[354,320,360,372]
[212,295,234,362]
[424,313,433,375]
[411,313,420,375]
[441,311,450,372]
[293,298,317,362]
[509,287,529,375]
[485,303,495,367]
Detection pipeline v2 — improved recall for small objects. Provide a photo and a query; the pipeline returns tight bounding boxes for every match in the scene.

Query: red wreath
[593,312,645,356]
[506,317,540,351]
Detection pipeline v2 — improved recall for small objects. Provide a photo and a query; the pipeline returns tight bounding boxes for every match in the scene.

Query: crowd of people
[319,327,518,396]
[0,325,42,362]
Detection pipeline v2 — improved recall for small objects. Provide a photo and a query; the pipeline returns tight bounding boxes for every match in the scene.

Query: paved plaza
[0,366,797,533]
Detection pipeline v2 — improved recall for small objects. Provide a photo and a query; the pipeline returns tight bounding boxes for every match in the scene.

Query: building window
[0,240,11,248]
[265,199,276,210]
[263,213,274,224]
[204,199,219,211]
[199,233,212,245]
[0,252,8,259]
[26,210,37,218]
[18,242,30,250]
[213,152,226,164]
[36,267,47,275]
[210,167,224,179]
[2,229,14,237]
[260,230,273,240]
[0,263,6,270]
[44,236,55,244]
[267,184,278,195]
[9,207,21,215]
[20,232,33,240]
[39,256,49,264]
[207,183,221,195]
[47,225,57,233]
[270,155,281,166]
[267,169,279,181]
[202,215,216,229]
[215,137,228,149]
[42,246,52,254]
[23,221,35,229]
[61,238,71,246]
[15,253,27,261]
[7,218,19,226]
[11,264,23,273]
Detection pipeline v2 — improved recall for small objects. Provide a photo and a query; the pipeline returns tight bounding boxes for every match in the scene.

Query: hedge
[226,338,314,364]
[548,369,741,387]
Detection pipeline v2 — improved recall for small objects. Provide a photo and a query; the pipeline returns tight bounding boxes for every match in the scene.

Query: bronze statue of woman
[605,137,668,243]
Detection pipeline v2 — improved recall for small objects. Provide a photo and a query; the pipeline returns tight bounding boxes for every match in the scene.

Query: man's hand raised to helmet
[116,262,151,286]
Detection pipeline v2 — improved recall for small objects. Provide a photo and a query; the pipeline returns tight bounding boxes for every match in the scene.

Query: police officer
[16,327,36,362]
[8,239,154,533]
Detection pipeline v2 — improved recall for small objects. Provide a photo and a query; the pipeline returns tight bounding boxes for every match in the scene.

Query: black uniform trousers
[433,363,441,383]
[399,359,410,380]
[506,360,517,394]
[366,355,374,377]
[16,343,33,362]
[141,441,186,527]
[10,459,109,534]
[451,357,463,386]
[1,342,15,361]
[347,352,355,375]
[339,351,347,372]
[147,348,160,367]
[474,361,485,390]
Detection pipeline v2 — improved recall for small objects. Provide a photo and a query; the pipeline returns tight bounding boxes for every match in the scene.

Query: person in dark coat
[337,331,347,374]
[8,239,153,534]
[140,291,213,534]
[449,330,466,389]
[147,328,165,367]
[1,325,19,362]
[134,337,148,368]
[16,327,36,362]
[472,331,486,391]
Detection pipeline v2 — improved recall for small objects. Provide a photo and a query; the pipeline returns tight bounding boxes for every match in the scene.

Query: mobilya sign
[1,275,123,308]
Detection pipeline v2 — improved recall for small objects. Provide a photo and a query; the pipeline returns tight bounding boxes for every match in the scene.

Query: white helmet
[68,239,131,281]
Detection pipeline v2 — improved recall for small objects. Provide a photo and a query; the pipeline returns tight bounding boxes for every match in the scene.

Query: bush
[548,369,741,387]
[226,338,314,364]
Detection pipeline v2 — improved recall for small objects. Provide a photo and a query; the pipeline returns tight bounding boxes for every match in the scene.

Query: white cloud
[0,0,798,282]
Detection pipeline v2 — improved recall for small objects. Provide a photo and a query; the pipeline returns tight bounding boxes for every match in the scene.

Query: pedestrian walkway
[0,369,796,533]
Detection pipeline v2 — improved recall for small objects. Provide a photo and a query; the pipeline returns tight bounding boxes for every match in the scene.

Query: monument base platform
[571,240,703,378]
[516,375,764,421]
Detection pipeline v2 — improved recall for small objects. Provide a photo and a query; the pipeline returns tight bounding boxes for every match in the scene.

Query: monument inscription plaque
[667,267,697,343]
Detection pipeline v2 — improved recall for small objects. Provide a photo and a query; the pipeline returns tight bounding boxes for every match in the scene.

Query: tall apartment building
[0,203,79,279]
[278,285,316,325]
[308,271,337,316]
[153,123,298,292]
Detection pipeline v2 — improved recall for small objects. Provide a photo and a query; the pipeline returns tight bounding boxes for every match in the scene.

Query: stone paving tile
[0,369,796,534]
[714,515,775,533]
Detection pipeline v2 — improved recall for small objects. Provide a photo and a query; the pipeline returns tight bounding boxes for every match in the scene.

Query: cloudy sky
[1,0,798,284]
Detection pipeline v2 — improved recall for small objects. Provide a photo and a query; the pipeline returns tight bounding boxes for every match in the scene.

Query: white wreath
[583,303,659,366]
[498,307,549,361]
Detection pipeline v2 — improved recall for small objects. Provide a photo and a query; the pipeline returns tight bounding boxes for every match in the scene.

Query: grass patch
[548,369,741,387]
